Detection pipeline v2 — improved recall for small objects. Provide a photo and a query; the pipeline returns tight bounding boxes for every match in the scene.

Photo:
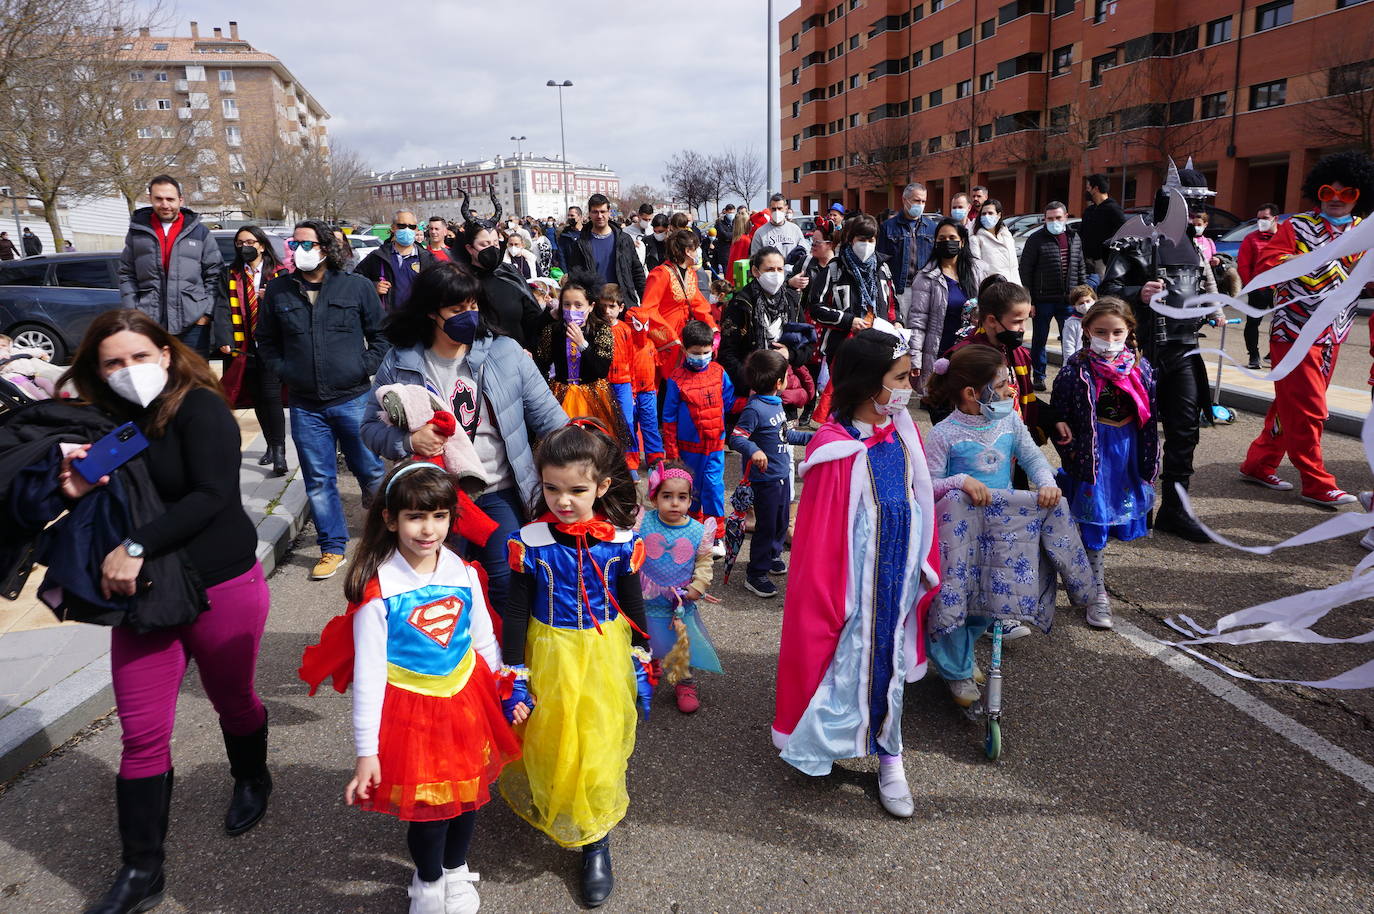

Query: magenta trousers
[110,563,270,778]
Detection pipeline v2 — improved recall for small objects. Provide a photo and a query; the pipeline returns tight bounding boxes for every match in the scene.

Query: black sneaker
[1032,377,1047,391]
[769,559,788,576]
[1247,357,1261,370]
[745,577,778,598]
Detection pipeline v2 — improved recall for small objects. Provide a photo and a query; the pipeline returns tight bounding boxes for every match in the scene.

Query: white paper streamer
[1151,214,1374,689]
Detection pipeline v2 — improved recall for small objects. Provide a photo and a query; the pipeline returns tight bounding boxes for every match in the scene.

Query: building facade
[362,155,622,222]
[780,0,1374,219]
[116,20,329,220]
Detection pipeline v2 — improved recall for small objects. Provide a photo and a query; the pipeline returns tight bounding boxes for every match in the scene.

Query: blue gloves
[632,648,656,719]
[499,665,534,724]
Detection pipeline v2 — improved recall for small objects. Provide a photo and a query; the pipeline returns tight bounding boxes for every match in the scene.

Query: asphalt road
[2,406,1373,913]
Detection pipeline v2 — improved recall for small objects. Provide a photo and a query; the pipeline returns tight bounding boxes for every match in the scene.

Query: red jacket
[1236,228,1276,285]
[639,264,716,379]
[609,319,634,385]
[782,364,814,409]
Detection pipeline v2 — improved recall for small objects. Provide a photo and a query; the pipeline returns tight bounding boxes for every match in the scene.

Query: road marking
[1112,618,1374,795]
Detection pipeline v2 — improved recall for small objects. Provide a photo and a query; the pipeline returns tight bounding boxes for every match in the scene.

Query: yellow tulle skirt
[552,379,634,452]
[499,615,638,848]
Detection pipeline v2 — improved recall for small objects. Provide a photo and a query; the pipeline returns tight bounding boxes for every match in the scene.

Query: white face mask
[653,231,666,242]
[770,209,787,226]
[294,246,324,271]
[851,240,876,262]
[1089,335,1125,356]
[757,271,785,295]
[873,384,912,416]
[107,361,168,408]
[1256,218,1275,233]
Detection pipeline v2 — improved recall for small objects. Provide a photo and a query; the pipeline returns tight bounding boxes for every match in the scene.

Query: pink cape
[772,413,941,742]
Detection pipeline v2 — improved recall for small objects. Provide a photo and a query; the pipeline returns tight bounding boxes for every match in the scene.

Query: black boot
[84,770,172,914]
[222,715,272,836]
[1154,478,1210,543]
[269,445,287,478]
[257,447,272,467]
[798,400,816,430]
[580,835,614,908]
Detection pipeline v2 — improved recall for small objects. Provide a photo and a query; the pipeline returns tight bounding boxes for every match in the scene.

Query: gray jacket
[361,337,568,503]
[905,262,954,396]
[117,207,223,335]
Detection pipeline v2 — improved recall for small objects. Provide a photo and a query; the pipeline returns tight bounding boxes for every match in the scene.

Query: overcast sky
[154,0,803,195]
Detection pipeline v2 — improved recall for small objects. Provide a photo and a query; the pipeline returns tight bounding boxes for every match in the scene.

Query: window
[981,18,996,39]
[996,53,1044,80]
[850,34,859,50]
[956,79,972,98]
[869,57,911,80]
[1206,16,1232,44]
[849,74,860,88]
[1087,115,1114,145]
[792,134,801,151]
[791,67,799,85]
[849,113,859,127]
[1118,104,1164,129]
[1091,51,1117,86]
[1124,33,1172,62]
[153,71,168,82]
[803,123,826,139]
[0,262,48,286]
[136,126,153,138]
[928,136,942,153]
[1049,105,1071,135]
[1255,0,1292,31]
[152,42,168,50]
[1054,0,1074,16]
[225,126,242,145]
[931,0,945,10]
[791,33,799,50]
[912,3,924,21]
[956,129,971,147]
[1337,0,1371,6]
[233,180,247,193]
[980,72,994,91]
[1173,26,1199,54]
[159,125,174,138]
[930,40,944,60]
[222,98,238,117]
[995,110,1042,134]
[909,96,923,112]
[1250,79,1286,109]
[156,99,171,110]
[958,28,973,48]
[791,101,799,118]
[228,153,245,173]
[910,50,924,67]
[1169,99,1195,124]
[868,12,910,36]
[201,176,220,194]
[219,69,234,83]
[978,123,994,142]
[129,70,145,81]
[999,0,1045,25]
[196,148,217,166]
[803,88,826,103]
[184,65,205,81]
[802,51,824,68]
[133,98,149,110]
[1093,0,1116,23]
[189,92,209,109]
[1052,45,1072,76]
[1331,61,1374,95]
[929,88,943,106]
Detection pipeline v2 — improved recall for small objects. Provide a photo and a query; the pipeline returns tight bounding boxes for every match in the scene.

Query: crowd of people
[1,149,1372,914]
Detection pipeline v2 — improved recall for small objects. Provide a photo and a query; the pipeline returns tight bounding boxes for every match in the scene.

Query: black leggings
[407,812,477,883]
[247,354,286,448]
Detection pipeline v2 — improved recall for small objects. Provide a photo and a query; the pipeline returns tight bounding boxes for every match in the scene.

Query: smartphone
[73,422,149,484]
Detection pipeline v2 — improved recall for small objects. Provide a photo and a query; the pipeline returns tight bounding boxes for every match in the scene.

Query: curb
[0,434,309,783]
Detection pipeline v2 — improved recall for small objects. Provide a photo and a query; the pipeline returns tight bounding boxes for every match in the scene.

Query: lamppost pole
[510,135,526,159]
[546,80,573,211]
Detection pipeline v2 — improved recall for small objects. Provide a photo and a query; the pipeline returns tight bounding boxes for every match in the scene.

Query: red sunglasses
[1317,184,1360,204]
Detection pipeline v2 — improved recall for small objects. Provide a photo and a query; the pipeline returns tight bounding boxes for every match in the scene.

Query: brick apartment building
[115,20,329,220]
[779,0,1374,220]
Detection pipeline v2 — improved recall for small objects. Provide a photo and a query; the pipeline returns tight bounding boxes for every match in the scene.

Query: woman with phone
[55,309,271,914]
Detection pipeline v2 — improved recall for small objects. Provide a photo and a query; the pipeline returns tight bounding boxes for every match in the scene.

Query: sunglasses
[393,222,418,230]
[1317,185,1360,204]
[286,240,322,251]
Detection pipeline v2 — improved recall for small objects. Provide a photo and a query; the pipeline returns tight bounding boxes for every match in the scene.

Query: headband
[385,461,445,497]
[648,466,694,499]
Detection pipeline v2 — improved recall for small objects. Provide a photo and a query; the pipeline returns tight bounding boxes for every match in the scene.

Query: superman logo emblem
[408,595,466,648]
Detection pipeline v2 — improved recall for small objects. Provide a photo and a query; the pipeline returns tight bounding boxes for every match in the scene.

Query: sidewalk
[0,411,309,782]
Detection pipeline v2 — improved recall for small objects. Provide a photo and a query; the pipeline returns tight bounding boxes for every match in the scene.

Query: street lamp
[510,135,526,159]
[546,79,573,211]
[510,136,528,216]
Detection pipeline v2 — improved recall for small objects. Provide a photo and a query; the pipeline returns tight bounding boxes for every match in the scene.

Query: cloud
[159,0,803,197]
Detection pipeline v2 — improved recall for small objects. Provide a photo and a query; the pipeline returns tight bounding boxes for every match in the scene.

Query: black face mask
[475,245,502,272]
[993,318,1023,350]
[935,240,962,260]
[237,244,259,262]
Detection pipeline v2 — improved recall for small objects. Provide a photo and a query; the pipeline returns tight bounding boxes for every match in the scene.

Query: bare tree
[92,79,198,213]
[941,93,1001,189]
[614,183,663,216]
[1299,33,1374,156]
[703,154,730,216]
[843,118,916,208]
[294,144,371,223]
[662,150,712,216]
[721,145,765,208]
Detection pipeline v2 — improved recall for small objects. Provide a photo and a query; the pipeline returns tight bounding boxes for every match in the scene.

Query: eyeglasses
[286,240,321,251]
[1318,185,1360,204]
[393,222,418,230]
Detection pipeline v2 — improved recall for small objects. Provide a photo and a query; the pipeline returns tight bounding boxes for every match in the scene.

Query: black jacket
[570,225,647,306]
[476,263,547,349]
[1079,197,1127,262]
[117,207,223,335]
[21,231,41,256]
[719,281,801,392]
[642,234,667,273]
[256,269,390,407]
[711,217,734,266]
[1018,227,1087,302]
[353,241,438,312]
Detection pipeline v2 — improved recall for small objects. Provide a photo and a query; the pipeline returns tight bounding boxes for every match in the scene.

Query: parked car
[0,253,122,363]
[1001,213,1048,236]
[210,229,289,268]
[348,233,382,260]
[1012,218,1082,256]
[1123,203,1242,241]
[1214,215,1293,260]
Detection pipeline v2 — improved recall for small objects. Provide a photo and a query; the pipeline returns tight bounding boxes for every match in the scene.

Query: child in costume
[922,346,1061,707]
[727,348,814,599]
[534,269,633,448]
[602,283,641,470]
[662,319,734,554]
[1051,297,1160,630]
[299,462,520,914]
[499,421,654,909]
[639,459,721,714]
[628,308,665,468]
[772,329,940,819]
[1063,284,1095,361]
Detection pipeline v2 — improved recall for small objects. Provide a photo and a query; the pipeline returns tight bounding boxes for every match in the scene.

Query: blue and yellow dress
[499,518,649,847]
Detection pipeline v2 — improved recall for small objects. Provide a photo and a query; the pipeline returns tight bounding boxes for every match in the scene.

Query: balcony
[175,79,188,92]
[219,80,235,92]
[177,108,191,119]
[222,108,239,120]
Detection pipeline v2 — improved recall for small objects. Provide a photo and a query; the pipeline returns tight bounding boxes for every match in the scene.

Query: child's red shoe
[674,680,700,713]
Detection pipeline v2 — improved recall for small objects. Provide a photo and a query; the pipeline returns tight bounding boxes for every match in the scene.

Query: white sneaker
[443,865,481,914]
[947,678,980,707]
[711,541,726,558]
[877,762,914,818]
[1002,621,1032,641]
[409,872,447,914]
[1085,594,1114,629]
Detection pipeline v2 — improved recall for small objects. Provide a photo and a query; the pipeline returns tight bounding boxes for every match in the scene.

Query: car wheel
[10,324,65,363]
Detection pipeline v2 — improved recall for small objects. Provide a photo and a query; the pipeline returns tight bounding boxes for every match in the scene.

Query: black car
[1122,203,1242,242]
[0,252,122,362]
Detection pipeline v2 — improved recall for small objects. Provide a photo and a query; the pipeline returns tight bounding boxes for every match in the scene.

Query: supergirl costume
[500,519,650,847]
[772,410,941,774]
[639,510,722,674]
[534,317,634,452]
[299,548,519,821]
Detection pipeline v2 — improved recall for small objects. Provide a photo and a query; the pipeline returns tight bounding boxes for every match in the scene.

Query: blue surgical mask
[442,310,480,345]
[980,397,1014,421]
[1327,213,1355,227]
[980,214,999,230]
[905,203,925,219]
[1045,220,1066,236]
[393,228,416,247]
[684,353,711,371]
[951,207,968,222]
